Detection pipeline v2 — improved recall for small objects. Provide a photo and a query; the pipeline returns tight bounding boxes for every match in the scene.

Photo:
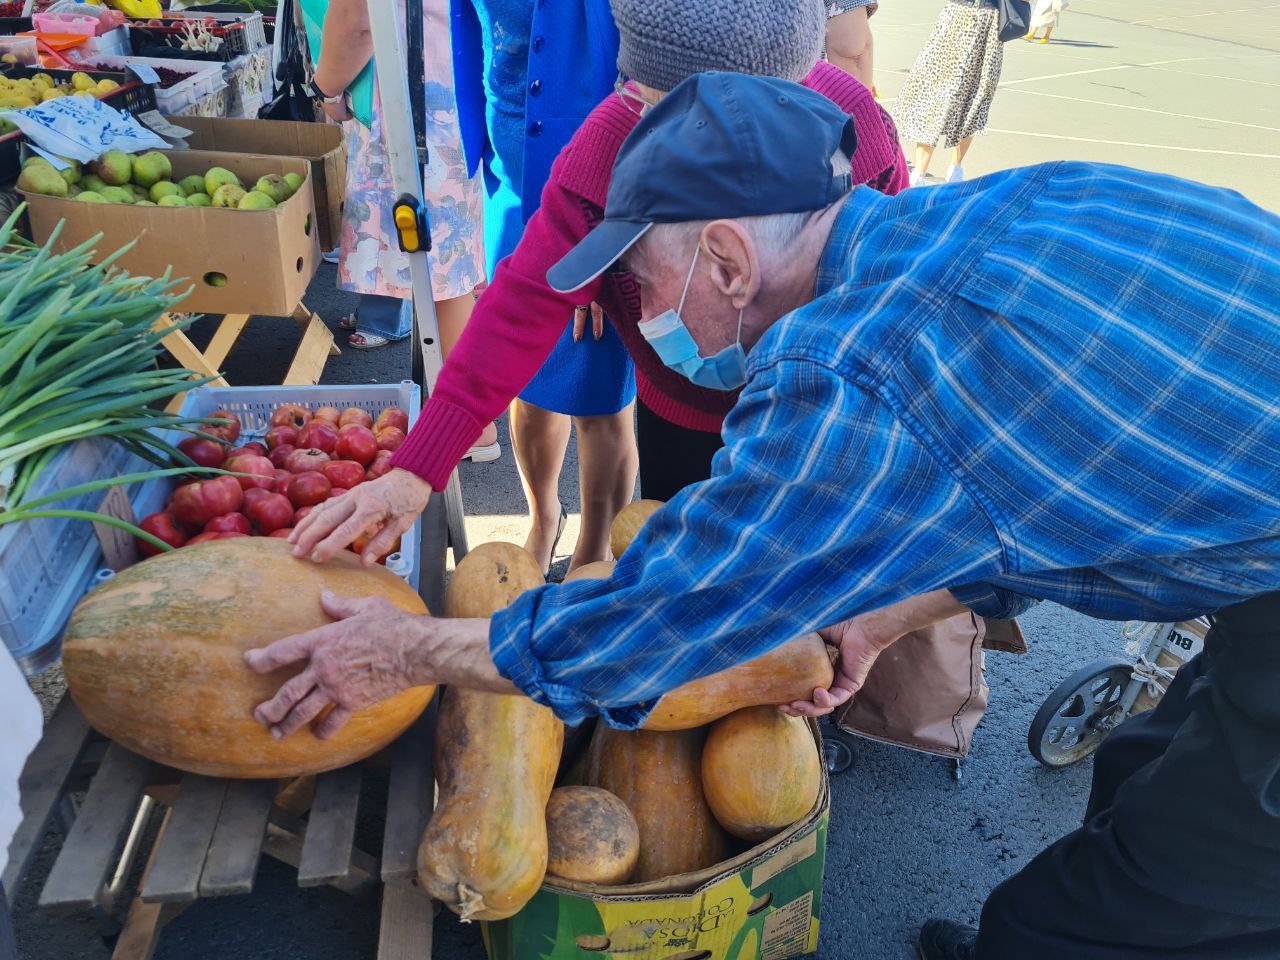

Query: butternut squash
[545,786,640,885]
[586,726,730,882]
[608,499,662,559]
[62,538,433,779]
[701,707,822,841]
[642,633,835,731]
[418,542,564,921]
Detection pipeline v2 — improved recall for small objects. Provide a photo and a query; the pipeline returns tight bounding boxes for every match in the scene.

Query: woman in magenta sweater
[292,0,909,569]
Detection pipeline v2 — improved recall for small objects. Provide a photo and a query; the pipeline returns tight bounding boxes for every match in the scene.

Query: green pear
[134,199,156,206]
[204,167,242,197]
[95,150,132,187]
[211,184,247,208]
[17,164,68,197]
[178,175,205,197]
[132,151,172,189]
[75,191,108,203]
[283,171,304,195]
[253,175,291,205]
[58,159,81,187]
[237,190,277,210]
[80,174,106,193]
[150,181,183,203]
[157,195,187,207]
[99,186,135,204]
[185,193,212,208]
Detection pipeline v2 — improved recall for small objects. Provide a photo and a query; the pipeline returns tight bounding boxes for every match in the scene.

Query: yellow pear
[71,72,96,92]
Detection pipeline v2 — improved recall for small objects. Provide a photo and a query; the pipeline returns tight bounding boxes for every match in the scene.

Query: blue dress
[453,0,636,417]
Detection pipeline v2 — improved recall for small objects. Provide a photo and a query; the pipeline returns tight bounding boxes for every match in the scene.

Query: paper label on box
[752,831,818,889]
[137,110,193,142]
[92,485,139,572]
[760,891,814,960]
[129,63,161,84]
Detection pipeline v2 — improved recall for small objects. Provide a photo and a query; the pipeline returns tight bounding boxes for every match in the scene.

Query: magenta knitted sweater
[392,62,909,490]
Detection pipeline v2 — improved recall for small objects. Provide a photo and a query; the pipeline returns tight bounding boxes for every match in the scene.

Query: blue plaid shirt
[491,162,1280,727]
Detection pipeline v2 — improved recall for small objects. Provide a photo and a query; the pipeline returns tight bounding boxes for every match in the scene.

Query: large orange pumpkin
[608,499,662,559]
[62,537,435,778]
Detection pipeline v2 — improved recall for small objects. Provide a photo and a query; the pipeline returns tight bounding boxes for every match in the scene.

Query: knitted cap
[611,0,826,93]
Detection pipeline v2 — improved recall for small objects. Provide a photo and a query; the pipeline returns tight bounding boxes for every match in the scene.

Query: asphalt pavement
[12,1,1279,957]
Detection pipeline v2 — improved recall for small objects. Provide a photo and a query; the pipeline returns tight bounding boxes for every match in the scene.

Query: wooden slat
[201,313,251,370]
[377,879,434,960]
[283,313,337,386]
[111,808,178,960]
[140,775,228,903]
[39,744,151,909]
[198,779,276,897]
[292,302,341,358]
[381,707,435,881]
[261,813,376,896]
[4,697,91,892]
[297,765,362,887]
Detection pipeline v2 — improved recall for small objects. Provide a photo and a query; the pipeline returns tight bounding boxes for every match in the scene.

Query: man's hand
[780,589,970,719]
[244,592,420,739]
[290,467,432,564]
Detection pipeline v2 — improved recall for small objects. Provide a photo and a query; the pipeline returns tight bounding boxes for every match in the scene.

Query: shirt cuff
[489,589,660,729]
[949,582,1040,620]
[389,396,485,490]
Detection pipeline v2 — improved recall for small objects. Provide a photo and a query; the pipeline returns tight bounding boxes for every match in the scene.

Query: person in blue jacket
[450,0,638,575]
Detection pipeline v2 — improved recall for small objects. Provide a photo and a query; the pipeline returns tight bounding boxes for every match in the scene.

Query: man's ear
[701,220,760,309]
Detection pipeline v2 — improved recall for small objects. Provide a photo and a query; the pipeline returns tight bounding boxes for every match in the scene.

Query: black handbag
[261,0,315,121]
[997,0,1031,41]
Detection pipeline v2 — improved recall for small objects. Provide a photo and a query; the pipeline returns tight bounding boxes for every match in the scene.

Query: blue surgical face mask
[637,244,747,391]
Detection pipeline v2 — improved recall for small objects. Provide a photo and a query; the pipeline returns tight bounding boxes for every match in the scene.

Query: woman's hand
[573,302,605,342]
[290,468,433,565]
[321,97,353,123]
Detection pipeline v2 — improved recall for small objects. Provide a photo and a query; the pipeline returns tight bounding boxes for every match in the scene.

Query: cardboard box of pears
[21,148,320,316]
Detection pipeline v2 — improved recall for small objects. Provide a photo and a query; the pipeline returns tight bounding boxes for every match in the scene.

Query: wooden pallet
[6,697,438,960]
[158,304,340,414]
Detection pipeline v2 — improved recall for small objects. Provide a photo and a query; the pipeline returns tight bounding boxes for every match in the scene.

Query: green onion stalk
[0,205,232,553]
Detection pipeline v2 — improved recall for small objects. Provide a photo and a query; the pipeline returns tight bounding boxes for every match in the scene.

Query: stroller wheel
[1028,657,1132,768]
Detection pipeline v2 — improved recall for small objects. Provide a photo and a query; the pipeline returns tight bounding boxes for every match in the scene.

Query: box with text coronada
[482,721,829,960]
[23,149,319,316]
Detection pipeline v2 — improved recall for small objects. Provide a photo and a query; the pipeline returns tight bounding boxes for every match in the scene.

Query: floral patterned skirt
[337,0,485,302]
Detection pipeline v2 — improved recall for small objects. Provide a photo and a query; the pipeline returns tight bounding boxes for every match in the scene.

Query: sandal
[337,313,358,331]
[348,331,391,350]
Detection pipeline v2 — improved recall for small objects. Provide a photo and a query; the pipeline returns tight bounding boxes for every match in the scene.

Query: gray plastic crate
[1,381,423,677]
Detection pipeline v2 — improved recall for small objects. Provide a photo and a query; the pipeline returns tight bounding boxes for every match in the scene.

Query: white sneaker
[945,164,965,183]
[909,170,927,188]
[464,441,501,463]
[322,248,340,264]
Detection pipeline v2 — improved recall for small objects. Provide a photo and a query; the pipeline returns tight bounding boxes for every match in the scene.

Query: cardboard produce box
[24,150,320,317]
[176,117,346,250]
[482,722,829,960]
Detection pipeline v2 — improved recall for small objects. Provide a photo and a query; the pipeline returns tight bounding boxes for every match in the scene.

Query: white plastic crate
[88,55,226,114]
[0,437,143,675]
[0,381,423,677]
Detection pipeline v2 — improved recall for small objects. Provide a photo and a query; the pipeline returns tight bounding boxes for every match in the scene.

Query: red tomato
[203,513,252,535]
[285,447,331,474]
[297,420,339,454]
[137,511,187,557]
[366,450,394,480]
[375,406,409,434]
[188,531,249,545]
[336,425,378,466]
[313,405,341,425]
[287,471,332,508]
[270,403,312,430]
[322,459,366,489]
[339,407,373,430]
[227,441,269,459]
[223,455,275,491]
[265,425,299,451]
[375,427,406,452]
[293,504,316,524]
[177,436,226,469]
[243,487,274,511]
[351,523,400,564]
[245,492,294,534]
[205,409,241,444]
[268,443,296,468]
[268,528,295,539]
[170,475,243,529]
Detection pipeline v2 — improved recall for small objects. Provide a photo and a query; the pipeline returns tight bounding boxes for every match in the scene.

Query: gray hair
[628,210,814,277]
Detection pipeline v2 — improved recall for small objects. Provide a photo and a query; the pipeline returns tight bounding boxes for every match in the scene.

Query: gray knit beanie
[611,0,826,93]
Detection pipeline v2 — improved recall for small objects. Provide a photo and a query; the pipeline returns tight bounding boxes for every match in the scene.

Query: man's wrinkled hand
[244,592,419,740]
[780,614,898,719]
[290,467,432,565]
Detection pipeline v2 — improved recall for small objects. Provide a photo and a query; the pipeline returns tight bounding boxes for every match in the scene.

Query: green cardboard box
[482,722,829,960]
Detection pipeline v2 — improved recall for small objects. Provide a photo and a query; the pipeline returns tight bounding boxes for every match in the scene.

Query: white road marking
[999,57,1210,87]
[1131,4,1280,25]
[984,127,1280,158]
[1001,88,1280,133]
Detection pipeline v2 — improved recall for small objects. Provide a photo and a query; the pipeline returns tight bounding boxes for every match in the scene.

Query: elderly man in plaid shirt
[250,74,1280,959]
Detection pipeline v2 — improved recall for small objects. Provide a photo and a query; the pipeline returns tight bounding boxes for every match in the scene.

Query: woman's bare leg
[914,142,937,178]
[569,402,638,571]
[953,136,974,168]
[510,399,572,572]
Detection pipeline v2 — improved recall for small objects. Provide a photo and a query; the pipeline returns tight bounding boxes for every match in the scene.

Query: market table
[6,697,439,960]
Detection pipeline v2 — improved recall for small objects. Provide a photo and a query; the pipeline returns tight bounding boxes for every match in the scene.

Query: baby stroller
[1028,617,1209,767]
